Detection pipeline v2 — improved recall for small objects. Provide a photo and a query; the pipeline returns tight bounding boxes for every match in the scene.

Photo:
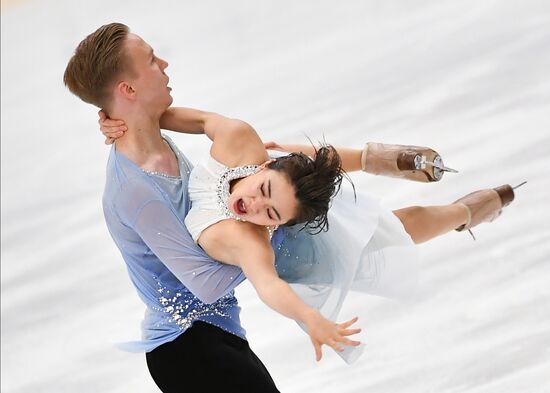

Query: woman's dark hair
[267,144,347,233]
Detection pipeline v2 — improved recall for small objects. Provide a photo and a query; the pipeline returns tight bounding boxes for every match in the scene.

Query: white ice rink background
[2,1,550,392]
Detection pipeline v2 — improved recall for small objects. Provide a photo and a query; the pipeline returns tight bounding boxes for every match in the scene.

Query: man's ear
[115,81,136,100]
[258,158,276,170]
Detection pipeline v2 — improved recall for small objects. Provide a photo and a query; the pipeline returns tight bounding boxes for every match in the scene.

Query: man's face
[123,33,173,114]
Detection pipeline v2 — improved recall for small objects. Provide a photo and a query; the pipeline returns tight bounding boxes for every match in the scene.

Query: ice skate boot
[454,182,524,234]
[361,142,457,182]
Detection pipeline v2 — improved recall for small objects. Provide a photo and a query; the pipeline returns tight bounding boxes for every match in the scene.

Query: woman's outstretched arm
[243,249,362,361]
[200,221,362,361]
[265,142,363,172]
[161,108,362,172]
[99,107,361,170]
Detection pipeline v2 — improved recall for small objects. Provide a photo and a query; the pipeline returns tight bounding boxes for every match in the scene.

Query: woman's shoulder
[198,220,273,265]
[202,220,272,249]
[210,120,268,168]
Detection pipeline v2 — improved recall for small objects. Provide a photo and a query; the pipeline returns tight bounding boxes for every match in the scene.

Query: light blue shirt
[102,136,246,352]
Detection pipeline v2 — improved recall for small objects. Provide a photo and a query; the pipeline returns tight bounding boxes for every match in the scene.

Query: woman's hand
[304,312,362,361]
[98,110,127,145]
[263,141,286,151]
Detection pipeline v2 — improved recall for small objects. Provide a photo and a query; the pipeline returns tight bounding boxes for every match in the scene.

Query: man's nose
[158,57,169,70]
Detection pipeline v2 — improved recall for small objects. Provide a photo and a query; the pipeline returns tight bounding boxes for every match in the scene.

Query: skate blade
[424,160,459,173]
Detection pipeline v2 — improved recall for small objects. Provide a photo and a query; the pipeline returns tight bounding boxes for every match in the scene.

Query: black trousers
[146,322,281,393]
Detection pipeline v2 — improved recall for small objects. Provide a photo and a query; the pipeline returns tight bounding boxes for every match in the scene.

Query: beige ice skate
[361,142,457,182]
[454,182,523,234]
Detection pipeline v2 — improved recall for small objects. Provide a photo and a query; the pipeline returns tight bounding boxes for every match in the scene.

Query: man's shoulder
[103,155,165,221]
[106,174,162,203]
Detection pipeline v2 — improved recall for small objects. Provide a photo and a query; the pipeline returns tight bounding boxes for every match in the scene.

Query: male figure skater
[64,23,280,393]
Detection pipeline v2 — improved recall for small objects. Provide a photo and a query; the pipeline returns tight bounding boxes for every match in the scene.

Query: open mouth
[234,198,247,215]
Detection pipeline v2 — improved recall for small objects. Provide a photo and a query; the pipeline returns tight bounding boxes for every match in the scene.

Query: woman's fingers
[340,327,362,336]
[332,332,361,347]
[98,110,126,128]
[334,317,363,347]
[114,122,127,128]
[98,110,127,142]
[101,122,126,130]
[312,339,323,362]
[310,316,364,360]
[341,338,361,347]
[339,316,359,329]
[101,127,126,139]
[105,128,126,135]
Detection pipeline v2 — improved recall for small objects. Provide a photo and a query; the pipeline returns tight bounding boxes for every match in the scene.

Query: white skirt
[349,206,419,301]
[273,184,419,363]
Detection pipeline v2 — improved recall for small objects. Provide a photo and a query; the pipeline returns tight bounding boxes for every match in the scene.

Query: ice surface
[2,1,550,392]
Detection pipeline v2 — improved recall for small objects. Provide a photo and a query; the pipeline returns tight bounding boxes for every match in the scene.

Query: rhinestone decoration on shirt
[144,170,182,183]
[141,135,191,182]
[156,283,237,330]
[216,164,258,221]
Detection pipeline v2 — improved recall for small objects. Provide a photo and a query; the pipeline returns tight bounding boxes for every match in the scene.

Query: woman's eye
[260,184,265,196]
[267,210,273,220]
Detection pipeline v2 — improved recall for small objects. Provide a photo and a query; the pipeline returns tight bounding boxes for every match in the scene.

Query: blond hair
[63,23,131,109]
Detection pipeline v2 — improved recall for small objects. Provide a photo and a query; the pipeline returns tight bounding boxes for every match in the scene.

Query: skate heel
[454,182,524,236]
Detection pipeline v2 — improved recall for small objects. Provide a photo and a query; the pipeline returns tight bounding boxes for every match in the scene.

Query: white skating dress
[185,153,419,363]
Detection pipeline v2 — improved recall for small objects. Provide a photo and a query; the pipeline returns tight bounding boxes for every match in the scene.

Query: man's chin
[161,95,174,110]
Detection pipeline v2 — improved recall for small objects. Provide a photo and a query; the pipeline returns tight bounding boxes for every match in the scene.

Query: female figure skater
[100,107,516,362]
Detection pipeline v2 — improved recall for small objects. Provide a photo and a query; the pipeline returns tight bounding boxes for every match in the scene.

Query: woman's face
[227,167,298,227]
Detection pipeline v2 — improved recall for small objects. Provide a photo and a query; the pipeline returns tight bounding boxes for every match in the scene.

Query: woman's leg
[393,204,469,244]
[394,183,516,244]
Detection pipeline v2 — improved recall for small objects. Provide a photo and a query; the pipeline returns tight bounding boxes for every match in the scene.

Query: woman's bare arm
[266,142,363,172]
[99,106,252,140]
[99,106,266,166]
[158,107,208,134]
[198,221,362,360]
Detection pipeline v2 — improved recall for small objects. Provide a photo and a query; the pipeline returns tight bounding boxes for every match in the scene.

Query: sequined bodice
[184,156,259,242]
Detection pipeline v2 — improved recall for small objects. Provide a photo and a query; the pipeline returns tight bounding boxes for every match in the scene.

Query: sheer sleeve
[114,178,245,304]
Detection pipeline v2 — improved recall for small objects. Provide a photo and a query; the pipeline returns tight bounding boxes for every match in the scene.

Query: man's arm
[113,179,246,304]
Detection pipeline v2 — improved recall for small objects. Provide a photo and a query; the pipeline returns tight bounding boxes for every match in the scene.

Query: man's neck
[112,110,179,176]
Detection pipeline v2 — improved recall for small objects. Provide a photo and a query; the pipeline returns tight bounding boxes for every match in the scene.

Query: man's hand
[98,110,127,145]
